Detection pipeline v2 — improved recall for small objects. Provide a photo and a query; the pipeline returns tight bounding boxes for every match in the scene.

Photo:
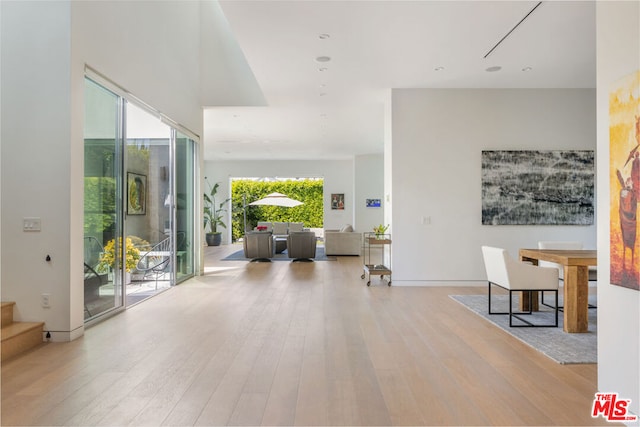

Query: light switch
[23,217,41,232]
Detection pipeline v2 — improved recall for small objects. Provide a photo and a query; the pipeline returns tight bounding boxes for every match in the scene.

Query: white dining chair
[481,246,559,327]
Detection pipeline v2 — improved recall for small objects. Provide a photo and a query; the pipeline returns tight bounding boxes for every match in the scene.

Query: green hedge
[231,179,324,241]
[84,177,116,235]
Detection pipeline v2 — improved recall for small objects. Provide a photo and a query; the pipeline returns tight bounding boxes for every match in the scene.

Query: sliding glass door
[84,78,123,319]
[175,131,196,282]
[125,102,173,305]
[83,76,197,321]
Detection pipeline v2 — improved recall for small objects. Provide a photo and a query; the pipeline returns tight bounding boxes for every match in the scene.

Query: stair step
[1,321,44,361]
[1,302,16,327]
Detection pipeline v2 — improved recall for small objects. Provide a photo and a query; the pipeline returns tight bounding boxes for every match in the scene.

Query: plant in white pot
[204,179,230,246]
[373,224,389,239]
[98,237,140,284]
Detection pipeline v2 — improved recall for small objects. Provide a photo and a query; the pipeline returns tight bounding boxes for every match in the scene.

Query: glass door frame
[123,101,174,306]
[166,126,198,285]
[83,75,127,322]
[84,67,199,322]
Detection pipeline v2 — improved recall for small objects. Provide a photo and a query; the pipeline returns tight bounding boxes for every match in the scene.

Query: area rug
[221,246,336,262]
[450,294,597,364]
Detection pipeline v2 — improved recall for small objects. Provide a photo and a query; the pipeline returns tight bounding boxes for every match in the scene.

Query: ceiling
[204,1,595,161]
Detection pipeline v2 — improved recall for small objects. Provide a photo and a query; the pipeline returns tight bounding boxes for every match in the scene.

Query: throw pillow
[340,224,354,232]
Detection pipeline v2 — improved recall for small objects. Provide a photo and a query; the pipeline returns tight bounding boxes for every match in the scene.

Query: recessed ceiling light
[316,56,331,63]
[319,33,330,39]
[434,66,445,71]
[319,67,328,72]
[486,66,502,72]
[320,92,327,97]
[522,66,533,72]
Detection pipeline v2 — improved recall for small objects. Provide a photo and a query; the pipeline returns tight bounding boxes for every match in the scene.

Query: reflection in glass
[84,78,123,320]
[83,76,197,321]
[125,102,172,306]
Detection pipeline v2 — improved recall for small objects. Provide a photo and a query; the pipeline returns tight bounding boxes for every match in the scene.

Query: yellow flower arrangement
[373,224,389,237]
[99,237,141,272]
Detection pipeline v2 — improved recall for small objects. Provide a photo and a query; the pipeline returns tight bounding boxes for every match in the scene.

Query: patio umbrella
[248,192,303,207]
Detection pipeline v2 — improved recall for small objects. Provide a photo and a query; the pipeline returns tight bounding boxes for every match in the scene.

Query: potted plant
[373,224,389,239]
[204,178,230,246]
[98,237,140,284]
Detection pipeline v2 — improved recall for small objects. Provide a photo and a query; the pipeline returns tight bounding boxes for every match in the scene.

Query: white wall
[384,91,393,245]
[199,0,266,108]
[1,1,205,340]
[596,1,640,418]
[355,154,384,235]
[72,1,203,134]
[390,88,597,285]
[1,1,76,338]
[204,159,358,244]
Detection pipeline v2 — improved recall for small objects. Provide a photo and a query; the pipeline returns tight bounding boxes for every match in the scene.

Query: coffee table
[274,236,287,254]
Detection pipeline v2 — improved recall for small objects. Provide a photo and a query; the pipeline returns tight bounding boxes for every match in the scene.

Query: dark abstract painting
[481,150,594,225]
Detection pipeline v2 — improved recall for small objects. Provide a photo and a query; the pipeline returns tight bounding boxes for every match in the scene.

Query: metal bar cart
[361,232,391,286]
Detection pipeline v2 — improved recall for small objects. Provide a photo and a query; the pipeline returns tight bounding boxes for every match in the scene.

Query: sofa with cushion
[324,224,361,256]
[256,221,273,232]
[255,221,305,234]
[288,222,304,232]
[271,222,289,236]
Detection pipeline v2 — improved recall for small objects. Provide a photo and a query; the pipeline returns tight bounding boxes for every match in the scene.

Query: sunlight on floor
[203,265,243,275]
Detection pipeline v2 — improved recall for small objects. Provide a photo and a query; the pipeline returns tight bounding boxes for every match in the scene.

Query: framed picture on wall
[609,70,640,291]
[331,193,345,210]
[127,172,147,215]
[366,198,381,208]
[481,150,594,225]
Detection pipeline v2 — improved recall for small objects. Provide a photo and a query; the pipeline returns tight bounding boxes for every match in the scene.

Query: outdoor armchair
[243,231,275,262]
[287,231,317,262]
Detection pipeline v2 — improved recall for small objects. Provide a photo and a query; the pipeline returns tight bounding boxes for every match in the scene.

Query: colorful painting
[609,70,640,291]
[481,150,594,225]
[127,172,147,215]
[331,193,344,210]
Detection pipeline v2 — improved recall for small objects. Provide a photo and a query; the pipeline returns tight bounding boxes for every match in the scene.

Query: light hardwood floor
[1,244,610,426]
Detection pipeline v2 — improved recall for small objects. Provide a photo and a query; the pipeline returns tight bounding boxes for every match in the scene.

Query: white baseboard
[42,325,84,342]
[388,280,486,287]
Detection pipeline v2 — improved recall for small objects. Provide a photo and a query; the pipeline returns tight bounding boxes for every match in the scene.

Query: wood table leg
[563,265,589,333]
[519,291,539,312]
[519,256,539,311]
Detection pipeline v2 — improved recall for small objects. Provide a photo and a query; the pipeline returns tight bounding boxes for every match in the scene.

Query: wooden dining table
[519,249,597,333]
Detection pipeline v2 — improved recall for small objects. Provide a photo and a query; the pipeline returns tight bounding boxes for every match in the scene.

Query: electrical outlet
[41,293,50,308]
